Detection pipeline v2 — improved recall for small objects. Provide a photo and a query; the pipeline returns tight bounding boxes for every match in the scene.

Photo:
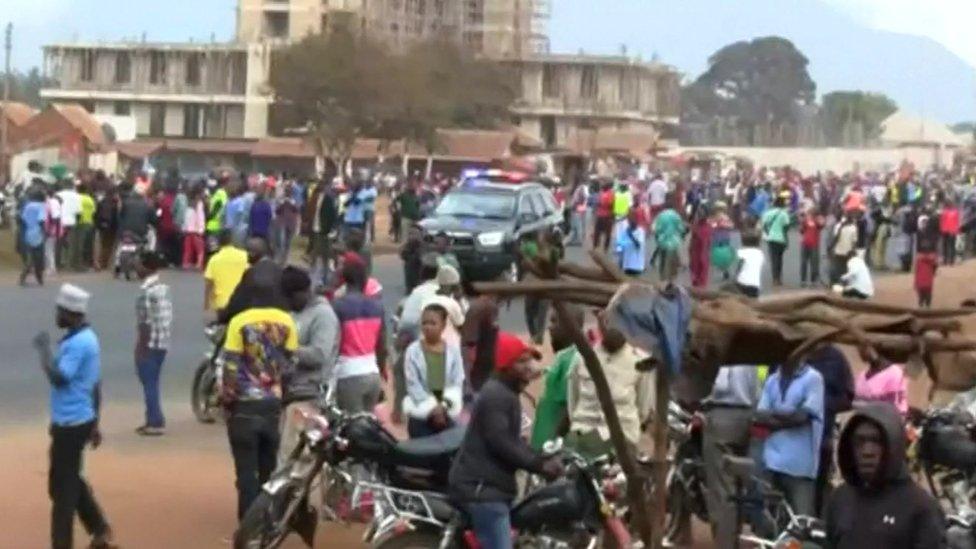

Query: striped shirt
[136,274,173,350]
[332,291,386,381]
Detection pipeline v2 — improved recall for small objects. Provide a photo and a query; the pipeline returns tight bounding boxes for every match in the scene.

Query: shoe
[89,528,118,548]
[135,426,165,436]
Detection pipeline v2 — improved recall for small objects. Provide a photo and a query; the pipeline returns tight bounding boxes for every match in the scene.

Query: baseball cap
[494,331,542,371]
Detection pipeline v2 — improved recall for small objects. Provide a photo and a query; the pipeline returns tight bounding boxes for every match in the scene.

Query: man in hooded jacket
[825,402,943,549]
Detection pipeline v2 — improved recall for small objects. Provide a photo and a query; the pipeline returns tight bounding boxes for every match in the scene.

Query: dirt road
[3,260,975,548]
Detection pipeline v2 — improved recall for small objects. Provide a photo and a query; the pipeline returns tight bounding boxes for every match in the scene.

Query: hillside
[549,0,976,123]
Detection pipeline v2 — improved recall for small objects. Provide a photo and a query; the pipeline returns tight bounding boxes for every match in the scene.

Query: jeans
[227,400,281,519]
[767,241,786,284]
[137,348,167,428]
[97,230,115,270]
[77,224,94,269]
[335,373,382,414]
[273,225,295,264]
[702,407,754,549]
[568,211,585,245]
[768,471,815,517]
[49,421,109,549]
[466,501,512,549]
[799,246,820,285]
[20,244,45,285]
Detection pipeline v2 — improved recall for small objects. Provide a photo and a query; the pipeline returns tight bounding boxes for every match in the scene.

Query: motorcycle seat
[393,426,466,462]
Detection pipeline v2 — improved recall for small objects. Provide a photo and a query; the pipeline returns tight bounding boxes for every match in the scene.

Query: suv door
[516,190,546,239]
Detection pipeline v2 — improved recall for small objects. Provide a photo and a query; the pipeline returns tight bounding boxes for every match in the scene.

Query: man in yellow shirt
[219,281,298,519]
[204,230,248,313]
[77,187,96,270]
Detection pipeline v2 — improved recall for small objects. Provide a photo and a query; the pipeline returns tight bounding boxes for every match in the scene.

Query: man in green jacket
[530,304,584,449]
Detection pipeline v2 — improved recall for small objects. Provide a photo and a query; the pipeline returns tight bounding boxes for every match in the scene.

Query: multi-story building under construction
[235,0,550,58]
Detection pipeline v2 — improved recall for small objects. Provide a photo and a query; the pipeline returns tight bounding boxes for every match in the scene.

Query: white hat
[56,284,90,314]
[436,264,461,286]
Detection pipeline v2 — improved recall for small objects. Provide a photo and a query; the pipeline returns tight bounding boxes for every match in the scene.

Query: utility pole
[1,23,11,185]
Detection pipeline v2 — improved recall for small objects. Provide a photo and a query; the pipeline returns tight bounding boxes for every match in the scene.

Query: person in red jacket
[914,250,938,308]
[939,200,961,265]
[592,181,615,252]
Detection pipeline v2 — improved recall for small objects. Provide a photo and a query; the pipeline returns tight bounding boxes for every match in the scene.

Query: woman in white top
[181,187,207,270]
[837,251,874,300]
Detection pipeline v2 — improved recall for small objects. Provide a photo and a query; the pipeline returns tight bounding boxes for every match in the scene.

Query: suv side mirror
[518,212,539,226]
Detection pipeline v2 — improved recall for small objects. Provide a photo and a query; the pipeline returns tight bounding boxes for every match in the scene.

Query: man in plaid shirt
[134,251,173,436]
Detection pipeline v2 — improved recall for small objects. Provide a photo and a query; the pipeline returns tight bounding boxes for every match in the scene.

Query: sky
[4,0,974,121]
[826,0,976,68]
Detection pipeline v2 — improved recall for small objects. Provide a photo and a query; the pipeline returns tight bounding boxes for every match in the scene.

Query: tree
[821,91,897,146]
[2,68,56,108]
[683,36,816,145]
[952,122,976,140]
[269,31,517,176]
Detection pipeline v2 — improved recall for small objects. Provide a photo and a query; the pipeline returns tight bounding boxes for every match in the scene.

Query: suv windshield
[435,191,516,219]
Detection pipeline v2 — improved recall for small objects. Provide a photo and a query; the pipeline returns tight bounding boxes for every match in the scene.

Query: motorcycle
[907,406,976,512]
[663,402,708,545]
[191,324,226,424]
[114,230,146,281]
[233,400,465,549]
[723,454,826,549]
[368,438,633,549]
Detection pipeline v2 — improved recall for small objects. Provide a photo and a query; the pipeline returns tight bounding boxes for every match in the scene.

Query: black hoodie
[825,403,944,549]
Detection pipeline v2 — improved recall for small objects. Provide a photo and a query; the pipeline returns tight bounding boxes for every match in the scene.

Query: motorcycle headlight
[477,231,504,247]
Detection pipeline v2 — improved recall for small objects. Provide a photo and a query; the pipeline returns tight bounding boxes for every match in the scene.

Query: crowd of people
[20,158,976,549]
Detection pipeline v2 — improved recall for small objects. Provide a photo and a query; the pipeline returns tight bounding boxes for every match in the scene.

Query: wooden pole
[651,360,670,549]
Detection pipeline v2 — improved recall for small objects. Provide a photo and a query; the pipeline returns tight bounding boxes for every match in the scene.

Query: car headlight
[477,231,504,247]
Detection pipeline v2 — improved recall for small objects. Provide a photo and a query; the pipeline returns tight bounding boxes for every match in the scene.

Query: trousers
[335,373,382,414]
[20,244,45,285]
[49,421,109,549]
[466,501,512,549]
[182,233,205,269]
[799,246,820,285]
[227,400,281,519]
[702,407,754,549]
[136,349,167,428]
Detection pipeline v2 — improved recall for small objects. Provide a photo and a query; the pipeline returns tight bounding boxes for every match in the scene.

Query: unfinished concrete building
[235,0,548,58]
[40,42,272,139]
[507,54,681,149]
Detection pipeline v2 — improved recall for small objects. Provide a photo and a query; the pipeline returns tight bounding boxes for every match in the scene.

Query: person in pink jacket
[853,345,908,417]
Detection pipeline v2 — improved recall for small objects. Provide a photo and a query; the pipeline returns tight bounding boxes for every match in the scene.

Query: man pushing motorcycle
[449,331,565,549]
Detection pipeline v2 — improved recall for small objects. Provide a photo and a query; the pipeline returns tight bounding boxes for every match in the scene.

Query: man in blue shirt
[33,284,114,549]
[615,209,646,276]
[19,187,47,286]
[754,360,825,517]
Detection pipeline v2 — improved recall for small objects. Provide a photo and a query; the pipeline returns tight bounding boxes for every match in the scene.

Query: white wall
[676,146,954,173]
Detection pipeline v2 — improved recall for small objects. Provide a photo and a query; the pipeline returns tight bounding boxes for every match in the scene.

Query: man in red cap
[449,332,564,549]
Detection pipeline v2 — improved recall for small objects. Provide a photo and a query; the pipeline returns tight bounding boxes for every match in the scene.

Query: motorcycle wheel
[374,531,448,549]
[234,489,298,549]
[663,475,691,545]
[191,360,218,424]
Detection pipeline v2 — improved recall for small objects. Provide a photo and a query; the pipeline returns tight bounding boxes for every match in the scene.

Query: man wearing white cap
[33,284,115,549]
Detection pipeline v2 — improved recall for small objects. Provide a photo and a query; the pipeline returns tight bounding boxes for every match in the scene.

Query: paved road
[0,225,908,426]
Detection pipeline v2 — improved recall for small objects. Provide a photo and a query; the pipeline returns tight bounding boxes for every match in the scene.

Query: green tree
[269,31,516,175]
[821,91,898,146]
[683,36,816,145]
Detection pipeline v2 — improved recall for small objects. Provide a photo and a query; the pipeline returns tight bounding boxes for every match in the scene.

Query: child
[709,201,736,281]
[403,304,465,438]
[735,230,764,298]
[615,208,647,277]
[914,248,938,308]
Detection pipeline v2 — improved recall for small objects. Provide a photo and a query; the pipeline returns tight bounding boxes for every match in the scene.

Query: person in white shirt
[837,251,874,300]
[735,230,765,298]
[45,190,63,274]
[57,183,82,271]
[648,176,668,217]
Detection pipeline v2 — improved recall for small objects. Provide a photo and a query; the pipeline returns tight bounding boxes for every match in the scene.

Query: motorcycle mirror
[542,438,564,455]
